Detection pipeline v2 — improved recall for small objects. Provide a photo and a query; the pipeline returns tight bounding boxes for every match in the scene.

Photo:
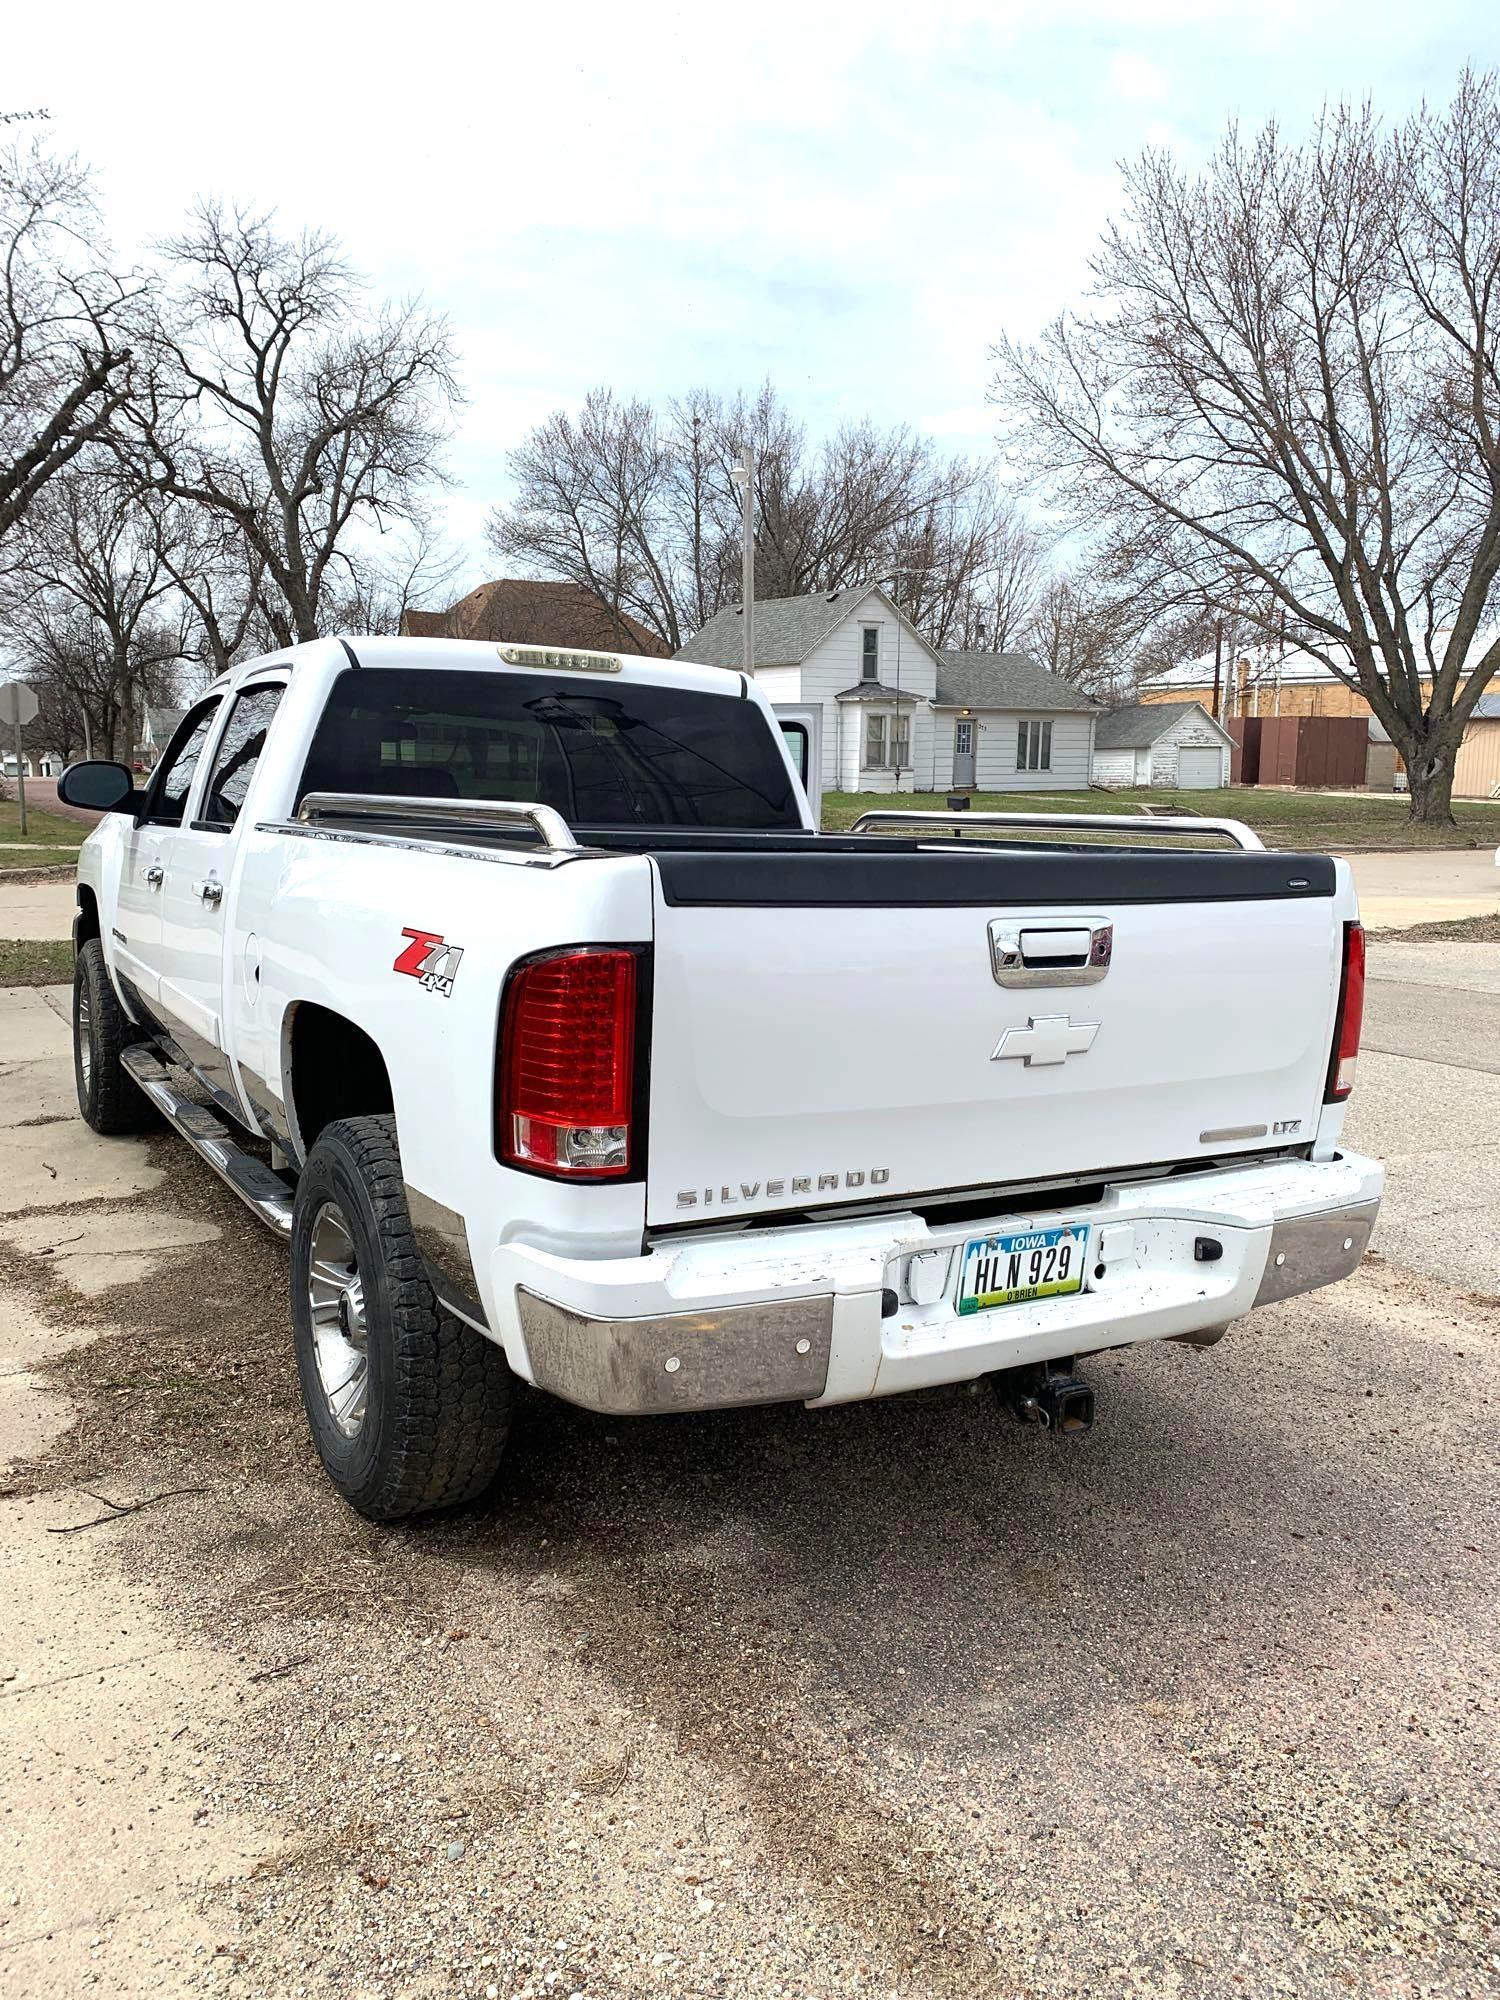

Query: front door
[157,681,287,1098]
[112,698,224,1012]
[112,824,174,1004]
[952,719,976,788]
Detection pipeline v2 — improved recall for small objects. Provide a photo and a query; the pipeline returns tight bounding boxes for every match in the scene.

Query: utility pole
[730,449,755,675]
[1212,619,1224,722]
[885,565,937,791]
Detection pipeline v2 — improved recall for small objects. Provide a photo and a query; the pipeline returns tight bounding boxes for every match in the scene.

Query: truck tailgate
[644,845,1343,1228]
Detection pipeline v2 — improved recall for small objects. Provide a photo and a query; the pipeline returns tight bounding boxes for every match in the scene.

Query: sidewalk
[0,880,76,941]
[1344,847,1500,929]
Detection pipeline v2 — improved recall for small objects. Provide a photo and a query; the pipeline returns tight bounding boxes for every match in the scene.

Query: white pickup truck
[62,635,1381,1519]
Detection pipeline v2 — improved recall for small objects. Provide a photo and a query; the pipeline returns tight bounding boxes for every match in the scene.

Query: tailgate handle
[990,918,1112,988]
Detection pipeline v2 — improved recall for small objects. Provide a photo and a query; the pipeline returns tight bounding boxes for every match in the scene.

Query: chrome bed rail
[295,792,583,852]
[847,809,1266,851]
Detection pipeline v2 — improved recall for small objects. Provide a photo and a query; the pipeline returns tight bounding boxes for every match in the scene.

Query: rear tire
[73,938,155,1135]
[290,1114,512,1521]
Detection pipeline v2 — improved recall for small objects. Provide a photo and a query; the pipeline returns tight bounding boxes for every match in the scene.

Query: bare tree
[991,72,1500,823]
[0,143,135,554]
[150,499,272,675]
[5,458,189,758]
[488,382,992,653]
[321,522,465,636]
[132,205,458,645]
[1020,571,1146,702]
[891,477,1051,650]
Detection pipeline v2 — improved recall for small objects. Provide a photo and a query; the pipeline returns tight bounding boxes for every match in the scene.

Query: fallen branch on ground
[47,1485,206,1534]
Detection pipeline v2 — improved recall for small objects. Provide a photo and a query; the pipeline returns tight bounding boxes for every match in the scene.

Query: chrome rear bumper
[1252,1198,1380,1306]
[499,1151,1384,1416]
[516,1289,834,1415]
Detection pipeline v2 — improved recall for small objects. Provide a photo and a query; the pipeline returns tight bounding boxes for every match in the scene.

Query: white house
[1092,701,1234,789]
[675,584,1099,795]
[2,751,63,780]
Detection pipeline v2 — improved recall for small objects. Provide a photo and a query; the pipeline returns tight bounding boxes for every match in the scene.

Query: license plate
[957,1224,1090,1315]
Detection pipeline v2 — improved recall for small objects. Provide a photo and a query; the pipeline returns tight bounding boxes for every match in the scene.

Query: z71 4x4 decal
[394,927,465,998]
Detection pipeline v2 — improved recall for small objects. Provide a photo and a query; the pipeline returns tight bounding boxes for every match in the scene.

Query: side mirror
[57,760,139,814]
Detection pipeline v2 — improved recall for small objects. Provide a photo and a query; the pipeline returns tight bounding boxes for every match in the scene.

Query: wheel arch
[283,1001,395,1161]
[74,883,101,951]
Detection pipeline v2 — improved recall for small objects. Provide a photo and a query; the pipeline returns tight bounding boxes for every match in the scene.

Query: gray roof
[833,681,924,703]
[676,590,857,669]
[677,595,1099,716]
[1473,693,1500,719]
[934,650,1098,712]
[1095,700,1212,749]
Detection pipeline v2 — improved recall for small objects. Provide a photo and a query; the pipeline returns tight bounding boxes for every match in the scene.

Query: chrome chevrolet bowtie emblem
[991,1014,1100,1067]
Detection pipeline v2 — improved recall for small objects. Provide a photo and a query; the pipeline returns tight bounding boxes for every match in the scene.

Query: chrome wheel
[77,980,93,1091]
[307,1202,369,1437]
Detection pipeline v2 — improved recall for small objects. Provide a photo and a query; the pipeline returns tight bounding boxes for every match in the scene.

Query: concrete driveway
[0,946,1495,1999]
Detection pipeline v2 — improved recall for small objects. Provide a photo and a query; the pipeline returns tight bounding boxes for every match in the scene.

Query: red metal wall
[1230,715,1366,787]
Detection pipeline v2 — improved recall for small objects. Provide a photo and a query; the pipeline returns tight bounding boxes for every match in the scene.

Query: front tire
[290,1114,512,1520]
[73,938,155,1135]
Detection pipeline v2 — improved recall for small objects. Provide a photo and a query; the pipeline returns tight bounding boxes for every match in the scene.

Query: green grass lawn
[820,787,1500,850]
[0,850,84,872]
[0,938,73,986]
[0,797,86,851]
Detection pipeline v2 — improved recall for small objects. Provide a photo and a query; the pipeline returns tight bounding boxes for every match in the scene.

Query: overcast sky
[9,0,1497,594]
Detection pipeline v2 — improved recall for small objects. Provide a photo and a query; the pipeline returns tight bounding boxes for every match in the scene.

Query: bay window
[864,711,910,770]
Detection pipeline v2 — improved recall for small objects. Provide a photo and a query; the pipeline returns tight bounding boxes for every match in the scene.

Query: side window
[200,685,285,829]
[144,700,222,826]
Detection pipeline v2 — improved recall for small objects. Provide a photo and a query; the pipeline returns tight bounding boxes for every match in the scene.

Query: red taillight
[1326,922,1365,1102]
[498,948,638,1178]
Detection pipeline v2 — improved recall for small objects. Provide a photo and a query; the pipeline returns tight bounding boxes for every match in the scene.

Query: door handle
[144,864,164,887]
[989,917,1113,988]
[197,878,224,906]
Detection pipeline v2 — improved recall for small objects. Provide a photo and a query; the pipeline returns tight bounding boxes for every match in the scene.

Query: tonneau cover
[651,846,1337,909]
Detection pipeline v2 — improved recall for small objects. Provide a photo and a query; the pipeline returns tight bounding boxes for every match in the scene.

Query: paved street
[0,932,1496,1999]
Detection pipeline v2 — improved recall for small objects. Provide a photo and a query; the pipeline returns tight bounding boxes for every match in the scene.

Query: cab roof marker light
[496,643,624,674]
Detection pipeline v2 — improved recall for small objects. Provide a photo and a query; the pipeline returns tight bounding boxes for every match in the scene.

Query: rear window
[298,668,801,832]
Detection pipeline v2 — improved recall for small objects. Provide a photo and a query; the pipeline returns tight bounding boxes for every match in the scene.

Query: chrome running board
[122,1047,295,1237]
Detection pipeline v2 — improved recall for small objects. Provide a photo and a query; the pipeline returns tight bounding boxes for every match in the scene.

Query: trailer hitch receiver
[994,1361,1095,1435]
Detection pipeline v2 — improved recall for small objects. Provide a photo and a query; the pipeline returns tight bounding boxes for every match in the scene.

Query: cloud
[3,0,1487,583]
[1107,51,1170,102]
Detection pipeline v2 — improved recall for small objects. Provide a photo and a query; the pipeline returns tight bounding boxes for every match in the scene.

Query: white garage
[1092,701,1233,790]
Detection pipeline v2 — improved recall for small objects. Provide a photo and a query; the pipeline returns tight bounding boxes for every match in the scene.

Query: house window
[864,713,887,768]
[861,627,879,682]
[1017,719,1053,772]
[890,714,910,768]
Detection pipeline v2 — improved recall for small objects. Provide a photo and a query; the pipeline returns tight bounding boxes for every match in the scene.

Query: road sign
[1,680,39,836]
[0,681,39,727]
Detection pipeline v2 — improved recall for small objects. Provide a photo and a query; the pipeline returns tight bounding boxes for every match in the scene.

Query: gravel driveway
[0,948,1495,2000]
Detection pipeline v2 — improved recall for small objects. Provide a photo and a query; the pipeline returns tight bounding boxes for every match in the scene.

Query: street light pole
[731,449,755,675]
